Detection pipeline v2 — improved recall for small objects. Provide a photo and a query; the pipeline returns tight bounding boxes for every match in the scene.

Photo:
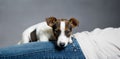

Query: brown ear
[69,18,79,28]
[46,17,57,27]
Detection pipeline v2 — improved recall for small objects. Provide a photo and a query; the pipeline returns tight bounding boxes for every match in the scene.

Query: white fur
[18,22,53,44]
[57,21,69,47]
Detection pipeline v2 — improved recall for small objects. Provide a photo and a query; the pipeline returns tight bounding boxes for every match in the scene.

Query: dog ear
[46,17,57,27]
[69,18,79,28]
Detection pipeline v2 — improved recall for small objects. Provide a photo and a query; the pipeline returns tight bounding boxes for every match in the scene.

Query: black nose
[59,43,65,47]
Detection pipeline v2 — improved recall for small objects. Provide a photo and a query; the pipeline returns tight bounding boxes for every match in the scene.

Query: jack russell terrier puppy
[18,17,79,47]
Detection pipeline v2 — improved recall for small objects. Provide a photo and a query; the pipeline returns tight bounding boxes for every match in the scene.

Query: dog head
[46,17,79,47]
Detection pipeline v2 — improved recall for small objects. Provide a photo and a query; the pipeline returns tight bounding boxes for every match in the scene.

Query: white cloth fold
[74,27,120,59]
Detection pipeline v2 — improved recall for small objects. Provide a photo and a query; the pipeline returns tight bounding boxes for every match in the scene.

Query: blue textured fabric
[0,37,85,59]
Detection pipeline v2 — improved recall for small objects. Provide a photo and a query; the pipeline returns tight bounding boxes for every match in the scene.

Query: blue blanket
[0,37,85,59]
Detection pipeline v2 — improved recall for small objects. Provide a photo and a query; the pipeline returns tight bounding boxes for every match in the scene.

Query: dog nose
[59,42,65,47]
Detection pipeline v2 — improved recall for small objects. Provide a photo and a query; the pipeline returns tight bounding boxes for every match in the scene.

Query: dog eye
[55,29,60,33]
[65,30,70,34]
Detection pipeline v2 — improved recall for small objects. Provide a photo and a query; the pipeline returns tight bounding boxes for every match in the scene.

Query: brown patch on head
[65,20,72,37]
[51,20,61,39]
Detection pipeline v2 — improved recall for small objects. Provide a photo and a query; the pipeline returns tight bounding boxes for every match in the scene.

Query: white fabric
[73,27,120,59]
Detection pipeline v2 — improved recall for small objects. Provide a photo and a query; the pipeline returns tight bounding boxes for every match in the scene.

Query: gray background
[0,0,120,48]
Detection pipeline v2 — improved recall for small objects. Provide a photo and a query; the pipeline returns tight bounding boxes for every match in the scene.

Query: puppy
[18,17,79,47]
